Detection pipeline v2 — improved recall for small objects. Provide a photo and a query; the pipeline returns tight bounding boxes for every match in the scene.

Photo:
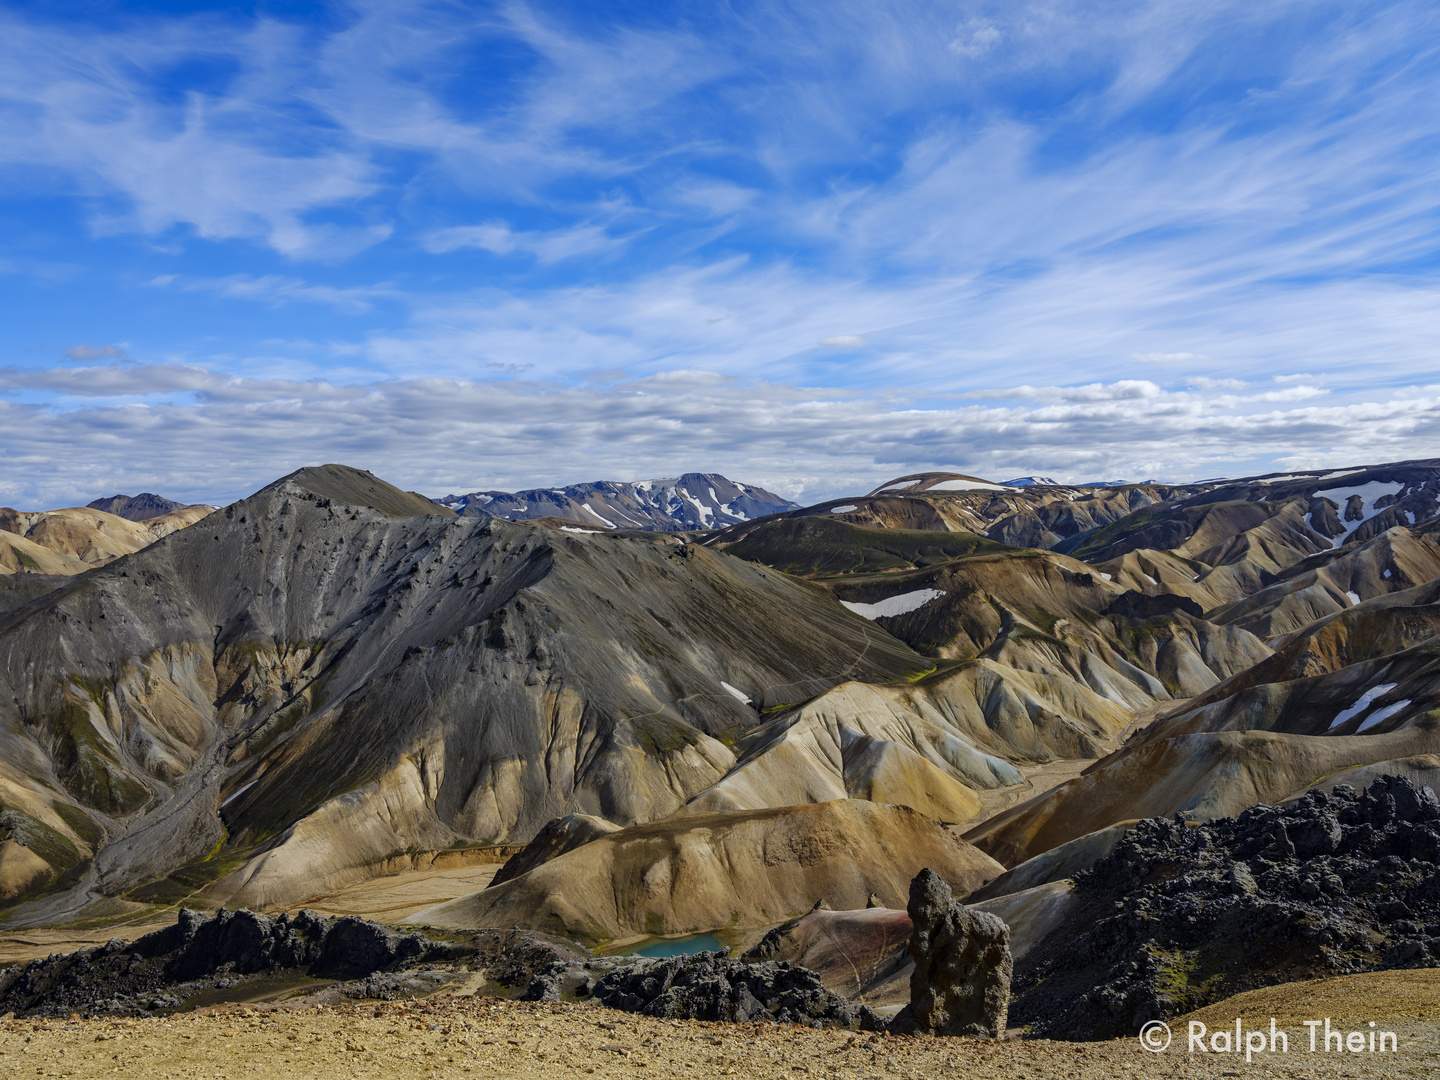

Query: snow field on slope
[928,479,1012,492]
[720,681,752,705]
[840,588,944,620]
[1311,481,1403,548]
[581,503,618,528]
[1357,700,1411,732]
[1329,683,1399,729]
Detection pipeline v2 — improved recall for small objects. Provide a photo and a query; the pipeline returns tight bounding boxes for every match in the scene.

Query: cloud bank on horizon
[1,0,1439,507]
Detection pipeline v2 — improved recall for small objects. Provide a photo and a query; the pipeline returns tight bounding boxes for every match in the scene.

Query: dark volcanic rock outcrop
[1012,775,1440,1040]
[891,869,1011,1038]
[0,907,462,1017]
[520,949,882,1029]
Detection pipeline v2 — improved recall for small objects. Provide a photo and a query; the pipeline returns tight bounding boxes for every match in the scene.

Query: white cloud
[819,335,868,348]
[1188,377,1246,390]
[950,21,1001,58]
[422,222,627,263]
[4,372,1437,509]
[65,344,127,361]
[0,364,218,397]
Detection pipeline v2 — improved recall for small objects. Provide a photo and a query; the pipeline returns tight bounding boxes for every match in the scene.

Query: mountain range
[2,457,1438,1018]
[436,472,797,531]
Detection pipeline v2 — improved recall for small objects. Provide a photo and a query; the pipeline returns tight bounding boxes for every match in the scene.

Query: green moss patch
[49,699,150,815]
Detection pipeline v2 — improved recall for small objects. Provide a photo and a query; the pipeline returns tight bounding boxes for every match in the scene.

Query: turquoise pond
[626,933,730,958]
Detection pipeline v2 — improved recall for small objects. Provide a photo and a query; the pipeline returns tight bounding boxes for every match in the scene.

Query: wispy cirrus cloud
[1,1,1439,502]
[148,274,403,313]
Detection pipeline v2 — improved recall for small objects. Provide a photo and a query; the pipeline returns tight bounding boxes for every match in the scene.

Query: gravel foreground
[2,970,1437,1080]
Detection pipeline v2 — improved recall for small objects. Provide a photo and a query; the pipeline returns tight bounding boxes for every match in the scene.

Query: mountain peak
[437,473,796,531]
[86,492,187,522]
[273,464,455,518]
[1000,476,1061,487]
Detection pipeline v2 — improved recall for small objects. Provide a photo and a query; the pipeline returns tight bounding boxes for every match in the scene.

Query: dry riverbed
[3,970,1438,1080]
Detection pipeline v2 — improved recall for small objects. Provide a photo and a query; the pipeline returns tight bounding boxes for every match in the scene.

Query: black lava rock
[0,907,461,1018]
[586,950,881,1029]
[1011,775,1440,1041]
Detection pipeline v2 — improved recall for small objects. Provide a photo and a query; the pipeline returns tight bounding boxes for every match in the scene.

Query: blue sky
[2,0,1440,506]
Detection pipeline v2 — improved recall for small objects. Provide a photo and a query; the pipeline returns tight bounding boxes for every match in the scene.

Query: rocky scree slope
[0,465,928,922]
[1011,775,1440,1040]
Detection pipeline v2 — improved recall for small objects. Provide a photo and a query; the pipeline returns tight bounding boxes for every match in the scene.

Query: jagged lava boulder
[891,868,1012,1038]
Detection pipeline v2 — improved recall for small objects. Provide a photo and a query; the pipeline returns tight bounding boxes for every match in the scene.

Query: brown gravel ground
[2,970,1437,1080]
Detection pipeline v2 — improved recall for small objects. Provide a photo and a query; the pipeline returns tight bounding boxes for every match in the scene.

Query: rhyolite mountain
[0,465,927,922]
[436,473,797,531]
[1,503,214,577]
[4,456,1440,964]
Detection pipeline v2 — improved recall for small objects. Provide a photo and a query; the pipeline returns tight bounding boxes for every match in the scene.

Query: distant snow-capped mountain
[436,472,798,531]
[1000,476,1061,487]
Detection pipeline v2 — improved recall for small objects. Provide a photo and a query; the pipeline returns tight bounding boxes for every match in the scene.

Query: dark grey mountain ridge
[85,494,190,522]
[0,465,922,924]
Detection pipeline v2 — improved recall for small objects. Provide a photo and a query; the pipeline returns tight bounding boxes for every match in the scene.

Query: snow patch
[830,504,859,513]
[1346,590,1361,606]
[1099,572,1113,581]
[680,490,714,525]
[1383,568,1392,579]
[1328,683,1398,729]
[841,588,944,620]
[580,503,618,529]
[1319,469,1363,481]
[1315,481,1402,547]
[221,781,257,808]
[559,526,599,533]
[720,681,752,705]
[928,478,1010,492]
[1357,699,1411,732]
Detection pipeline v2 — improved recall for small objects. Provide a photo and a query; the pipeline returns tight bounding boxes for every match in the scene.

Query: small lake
[620,932,734,958]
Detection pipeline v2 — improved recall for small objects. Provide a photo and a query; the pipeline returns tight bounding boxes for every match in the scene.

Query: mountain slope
[0,465,929,921]
[0,504,215,576]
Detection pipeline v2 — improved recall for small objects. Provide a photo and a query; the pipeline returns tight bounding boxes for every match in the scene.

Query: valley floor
[2,970,1436,1080]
